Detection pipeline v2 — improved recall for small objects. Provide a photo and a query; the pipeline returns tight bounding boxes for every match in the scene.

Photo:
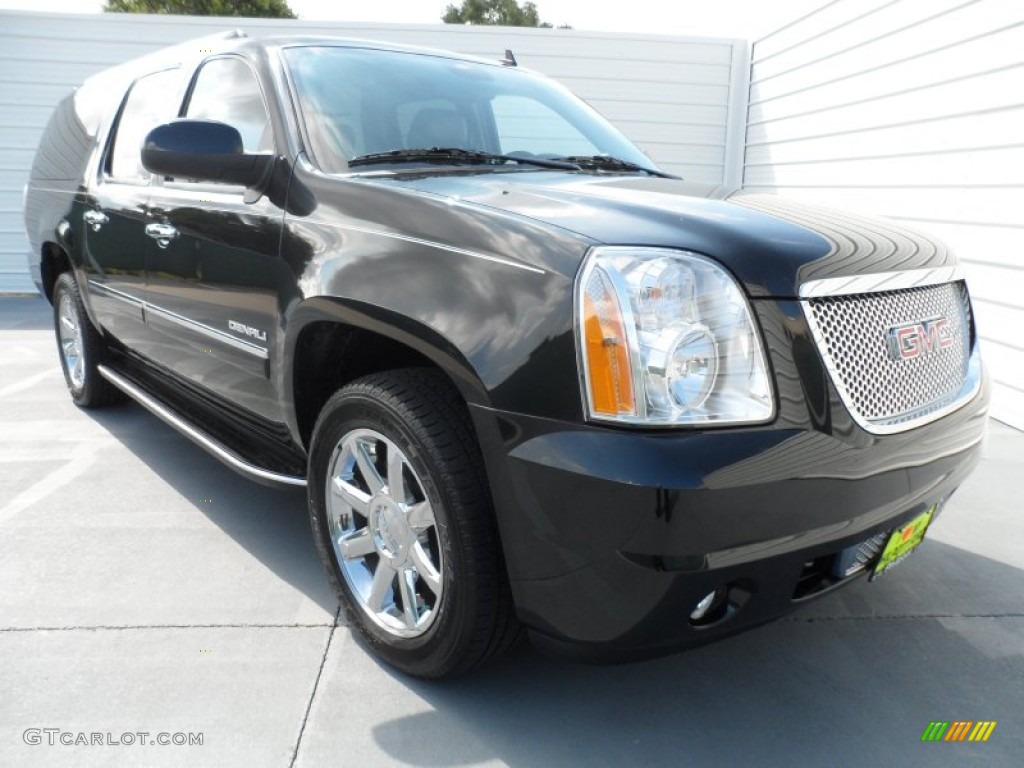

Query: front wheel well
[292,321,467,450]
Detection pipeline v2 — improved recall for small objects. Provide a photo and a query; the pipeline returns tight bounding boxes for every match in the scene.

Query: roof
[231,34,512,68]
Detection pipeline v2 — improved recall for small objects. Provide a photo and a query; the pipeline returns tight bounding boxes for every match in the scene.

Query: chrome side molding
[97,364,307,488]
[86,280,269,360]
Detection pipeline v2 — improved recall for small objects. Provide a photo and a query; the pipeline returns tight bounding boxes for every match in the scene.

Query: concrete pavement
[1,296,1021,767]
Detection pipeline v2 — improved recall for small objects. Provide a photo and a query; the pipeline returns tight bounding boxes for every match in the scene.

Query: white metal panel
[0,10,746,295]
[735,188,1022,236]
[747,65,1024,145]
[745,147,1024,187]
[746,0,1024,428]
[752,0,971,81]
[968,300,1023,353]
[750,0,1014,103]
[746,107,1024,166]
[959,264,1023,318]
[748,24,1024,126]
[751,0,895,61]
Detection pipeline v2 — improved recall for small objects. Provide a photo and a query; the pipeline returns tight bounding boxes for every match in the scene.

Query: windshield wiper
[551,155,678,179]
[347,147,581,171]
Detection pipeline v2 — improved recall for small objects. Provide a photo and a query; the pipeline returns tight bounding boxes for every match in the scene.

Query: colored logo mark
[921,721,997,742]
[885,316,954,361]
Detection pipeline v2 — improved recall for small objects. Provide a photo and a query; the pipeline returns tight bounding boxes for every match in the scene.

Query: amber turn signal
[582,287,636,417]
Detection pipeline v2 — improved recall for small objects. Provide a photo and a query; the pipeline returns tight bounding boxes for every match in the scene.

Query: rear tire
[308,368,519,678]
[52,272,120,408]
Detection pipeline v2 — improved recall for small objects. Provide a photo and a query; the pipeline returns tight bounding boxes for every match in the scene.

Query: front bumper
[469,301,989,659]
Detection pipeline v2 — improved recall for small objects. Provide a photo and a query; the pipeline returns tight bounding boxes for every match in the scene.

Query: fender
[280,295,491,447]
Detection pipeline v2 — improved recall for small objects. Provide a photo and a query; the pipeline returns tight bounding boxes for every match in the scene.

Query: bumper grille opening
[792,555,840,601]
[792,532,890,600]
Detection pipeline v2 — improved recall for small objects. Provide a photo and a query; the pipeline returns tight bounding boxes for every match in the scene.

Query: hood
[363,172,957,298]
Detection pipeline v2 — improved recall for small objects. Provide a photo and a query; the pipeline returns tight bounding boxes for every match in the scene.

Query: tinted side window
[108,68,182,182]
[185,58,272,153]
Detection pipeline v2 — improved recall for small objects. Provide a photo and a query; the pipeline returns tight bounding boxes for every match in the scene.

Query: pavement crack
[0,622,336,632]
[289,606,341,768]
[783,612,1024,623]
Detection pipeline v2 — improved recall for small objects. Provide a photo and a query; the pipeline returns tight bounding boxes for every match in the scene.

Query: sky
[0,0,824,40]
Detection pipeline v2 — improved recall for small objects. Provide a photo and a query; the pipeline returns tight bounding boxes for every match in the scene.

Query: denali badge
[228,320,267,342]
[886,316,953,361]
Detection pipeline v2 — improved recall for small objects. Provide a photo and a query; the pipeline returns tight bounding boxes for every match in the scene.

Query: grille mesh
[805,282,972,427]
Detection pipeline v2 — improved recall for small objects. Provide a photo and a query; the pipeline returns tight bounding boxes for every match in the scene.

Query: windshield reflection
[283,45,654,174]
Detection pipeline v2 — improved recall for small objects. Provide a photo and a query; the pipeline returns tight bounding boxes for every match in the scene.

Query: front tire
[308,369,519,678]
[52,272,119,408]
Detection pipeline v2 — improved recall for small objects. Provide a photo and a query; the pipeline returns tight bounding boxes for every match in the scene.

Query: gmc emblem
[886,316,954,360]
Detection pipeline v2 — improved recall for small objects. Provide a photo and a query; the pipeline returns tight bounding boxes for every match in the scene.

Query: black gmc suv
[24,33,987,678]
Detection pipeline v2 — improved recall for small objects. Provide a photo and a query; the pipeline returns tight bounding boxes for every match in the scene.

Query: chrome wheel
[326,428,443,638]
[309,370,519,677]
[57,291,85,390]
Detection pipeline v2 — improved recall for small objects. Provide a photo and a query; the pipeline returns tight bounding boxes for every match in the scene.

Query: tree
[442,0,543,27]
[104,0,296,18]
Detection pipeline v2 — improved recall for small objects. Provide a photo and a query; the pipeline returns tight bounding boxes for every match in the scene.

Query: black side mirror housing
[141,119,274,189]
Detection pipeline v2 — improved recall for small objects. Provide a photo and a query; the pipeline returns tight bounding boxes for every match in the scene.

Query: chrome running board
[97,364,307,488]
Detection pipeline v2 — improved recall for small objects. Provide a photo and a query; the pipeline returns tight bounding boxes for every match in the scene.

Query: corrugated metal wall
[0,10,748,295]
[745,0,1024,429]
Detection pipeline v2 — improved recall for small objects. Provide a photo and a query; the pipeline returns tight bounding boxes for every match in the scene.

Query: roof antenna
[502,49,517,67]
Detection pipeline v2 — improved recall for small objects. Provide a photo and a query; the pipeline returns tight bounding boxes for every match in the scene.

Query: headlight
[576,246,774,426]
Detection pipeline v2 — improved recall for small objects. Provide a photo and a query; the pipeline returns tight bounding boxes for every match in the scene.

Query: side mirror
[141,119,273,188]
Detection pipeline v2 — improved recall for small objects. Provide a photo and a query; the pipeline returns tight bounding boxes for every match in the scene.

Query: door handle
[145,222,179,248]
[83,209,108,231]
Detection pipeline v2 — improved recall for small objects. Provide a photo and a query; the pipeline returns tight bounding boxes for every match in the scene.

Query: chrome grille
[804,281,973,431]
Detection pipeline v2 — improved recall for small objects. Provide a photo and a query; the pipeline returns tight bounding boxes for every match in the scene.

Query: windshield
[283,45,656,174]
